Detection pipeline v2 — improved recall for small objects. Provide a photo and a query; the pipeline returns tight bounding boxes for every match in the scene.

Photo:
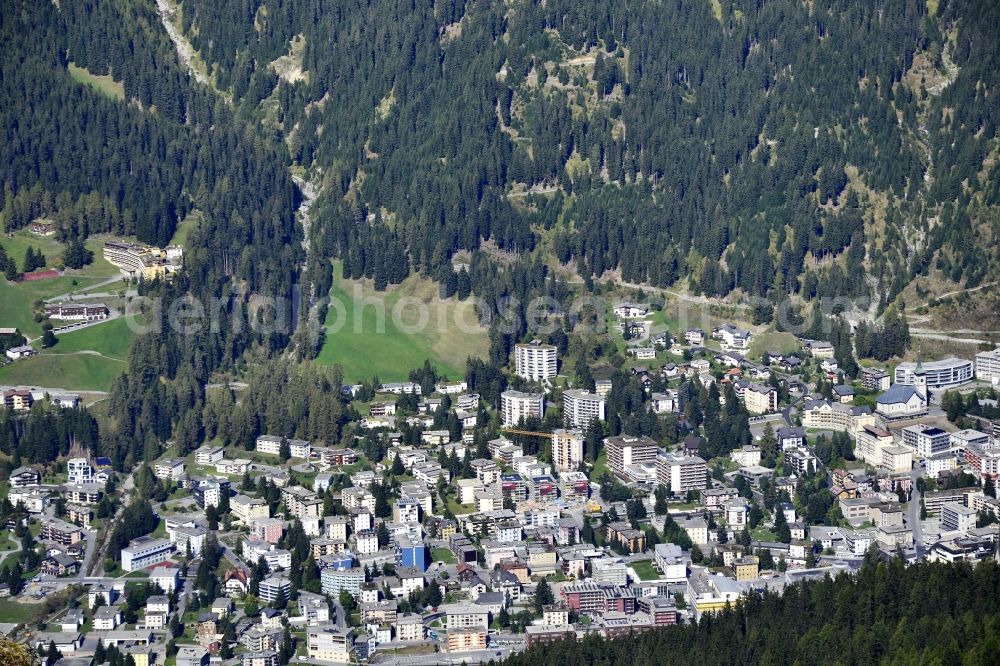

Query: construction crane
[500,428,554,438]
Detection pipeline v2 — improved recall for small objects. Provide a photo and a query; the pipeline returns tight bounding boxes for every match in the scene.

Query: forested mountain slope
[0,0,302,464]
[175,0,999,311]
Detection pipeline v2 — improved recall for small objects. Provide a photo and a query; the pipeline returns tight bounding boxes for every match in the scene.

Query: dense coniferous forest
[501,558,1000,665]
[0,0,303,465]
[176,0,999,312]
[2,0,998,460]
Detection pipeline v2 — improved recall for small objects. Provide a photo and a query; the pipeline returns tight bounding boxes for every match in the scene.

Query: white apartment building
[902,424,951,458]
[443,604,489,630]
[738,382,777,415]
[321,568,365,597]
[255,435,283,456]
[856,425,896,467]
[514,341,558,381]
[307,625,353,664]
[194,445,225,465]
[950,429,991,451]
[121,537,175,572]
[656,453,707,493]
[975,348,1000,384]
[563,389,606,429]
[500,390,545,427]
[67,458,93,484]
[232,494,270,524]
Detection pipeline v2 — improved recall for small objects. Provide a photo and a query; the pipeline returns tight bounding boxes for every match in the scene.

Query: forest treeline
[176,0,1000,312]
[500,558,1000,666]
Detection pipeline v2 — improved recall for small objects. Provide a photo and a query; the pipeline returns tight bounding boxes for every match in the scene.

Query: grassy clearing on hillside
[0,232,126,337]
[45,317,137,361]
[0,352,125,391]
[749,329,800,358]
[0,232,118,277]
[68,63,125,100]
[0,276,109,337]
[315,262,487,382]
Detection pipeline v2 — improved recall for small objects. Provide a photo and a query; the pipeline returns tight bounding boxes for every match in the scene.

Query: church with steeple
[875,357,929,422]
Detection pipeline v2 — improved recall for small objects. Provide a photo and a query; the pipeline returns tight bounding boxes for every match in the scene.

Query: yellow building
[732,556,760,582]
[686,568,743,619]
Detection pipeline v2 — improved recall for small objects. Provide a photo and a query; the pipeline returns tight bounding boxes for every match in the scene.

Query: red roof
[21,270,59,281]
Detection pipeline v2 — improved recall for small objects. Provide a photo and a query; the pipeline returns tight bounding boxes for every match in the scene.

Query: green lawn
[0,598,43,624]
[590,448,609,478]
[751,527,778,542]
[0,352,126,391]
[0,231,118,279]
[67,63,125,100]
[631,560,660,581]
[0,232,122,338]
[315,261,487,382]
[749,329,800,359]
[431,548,456,564]
[0,308,139,391]
[0,276,101,337]
[45,316,137,361]
[169,211,200,248]
[445,496,476,516]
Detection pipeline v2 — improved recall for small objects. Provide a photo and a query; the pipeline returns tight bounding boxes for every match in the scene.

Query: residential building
[975,348,1000,384]
[40,519,82,546]
[447,627,487,652]
[256,435,284,456]
[736,382,777,415]
[259,576,291,604]
[941,502,977,533]
[950,429,991,451]
[444,604,489,630]
[687,568,743,619]
[44,302,110,321]
[713,324,752,351]
[881,446,913,474]
[194,445,225,465]
[800,400,874,433]
[902,425,951,458]
[307,626,353,663]
[656,453,707,493]
[563,390,606,429]
[121,537,174,572]
[786,447,818,475]
[861,367,891,392]
[67,458,93,484]
[103,240,179,280]
[856,425,896,468]
[10,466,41,487]
[149,565,180,593]
[650,391,676,414]
[154,459,185,481]
[551,428,584,471]
[321,567,365,597]
[514,340,558,381]
[605,434,658,478]
[500,390,545,427]
[731,445,761,467]
[232,494,270,524]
